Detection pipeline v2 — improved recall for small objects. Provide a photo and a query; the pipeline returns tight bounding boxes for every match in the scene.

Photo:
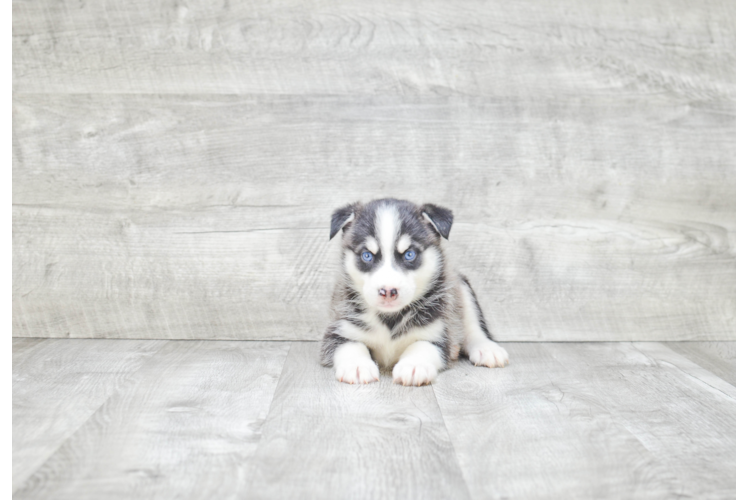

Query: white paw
[468,340,509,368]
[392,361,438,386]
[335,359,380,384]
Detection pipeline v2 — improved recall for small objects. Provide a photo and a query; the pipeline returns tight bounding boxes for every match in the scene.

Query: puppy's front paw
[392,361,438,386]
[335,359,380,384]
[468,340,509,368]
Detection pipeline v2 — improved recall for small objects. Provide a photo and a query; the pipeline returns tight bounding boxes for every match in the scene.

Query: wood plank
[12,202,734,341]
[12,93,735,341]
[12,339,167,490]
[433,342,735,499]
[12,338,48,366]
[663,341,736,386]
[11,204,735,342]
[246,342,470,500]
[12,0,735,97]
[13,340,291,499]
[631,342,734,399]
[12,94,735,223]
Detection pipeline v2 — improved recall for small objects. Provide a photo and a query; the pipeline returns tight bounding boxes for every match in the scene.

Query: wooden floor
[13,339,735,499]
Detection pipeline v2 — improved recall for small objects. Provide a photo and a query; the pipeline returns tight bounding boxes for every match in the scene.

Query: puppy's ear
[330,203,360,240]
[421,203,454,240]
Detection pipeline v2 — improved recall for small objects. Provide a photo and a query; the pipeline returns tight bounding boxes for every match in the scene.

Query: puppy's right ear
[330,203,360,240]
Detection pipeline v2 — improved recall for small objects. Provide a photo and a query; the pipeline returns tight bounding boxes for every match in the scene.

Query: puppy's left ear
[421,203,454,240]
[330,202,361,240]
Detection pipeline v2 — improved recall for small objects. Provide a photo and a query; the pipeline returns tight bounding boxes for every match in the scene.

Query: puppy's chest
[353,314,444,369]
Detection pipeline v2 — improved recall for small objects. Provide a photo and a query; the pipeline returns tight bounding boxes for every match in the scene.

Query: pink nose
[378,288,398,300]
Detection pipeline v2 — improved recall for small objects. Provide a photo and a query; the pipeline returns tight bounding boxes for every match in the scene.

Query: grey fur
[319,324,351,367]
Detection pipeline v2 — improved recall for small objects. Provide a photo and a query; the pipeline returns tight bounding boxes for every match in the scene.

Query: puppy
[320,198,509,386]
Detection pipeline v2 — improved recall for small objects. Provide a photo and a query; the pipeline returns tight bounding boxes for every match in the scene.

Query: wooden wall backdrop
[12,0,735,341]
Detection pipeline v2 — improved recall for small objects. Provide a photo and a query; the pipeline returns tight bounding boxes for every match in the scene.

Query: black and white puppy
[320,198,509,386]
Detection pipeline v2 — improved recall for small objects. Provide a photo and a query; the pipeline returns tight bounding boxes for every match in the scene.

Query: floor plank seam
[244,342,295,456]
[430,379,476,500]
[12,340,171,494]
[632,343,735,399]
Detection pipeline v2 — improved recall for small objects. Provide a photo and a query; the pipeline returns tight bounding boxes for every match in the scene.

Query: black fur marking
[422,203,454,240]
[340,286,370,330]
[346,198,438,253]
[343,286,366,316]
[460,274,494,341]
[353,247,384,273]
[330,203,360,240]
[393,246,423,271]
[344,317,369,330]
[383,271,448,338]
[346,204,379,249]
[429,337,450,366]
[378,311,403,331]
[319,326,350,367]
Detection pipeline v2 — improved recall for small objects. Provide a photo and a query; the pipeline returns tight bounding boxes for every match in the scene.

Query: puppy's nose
[378,288,398,299]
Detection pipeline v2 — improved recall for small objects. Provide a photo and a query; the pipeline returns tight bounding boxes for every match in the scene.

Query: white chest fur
[340,315,445,369]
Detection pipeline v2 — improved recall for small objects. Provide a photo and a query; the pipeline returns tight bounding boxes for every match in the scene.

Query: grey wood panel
[13,340,291,499]
[662,341,736,386]
[11,204,734,341]
[12,94,735,221]
[732,341,748,388]
[246,342,470,500]
[12,0,735,97]
[12,338,47,366]
[12,338,167,491]
[433,342,735,499]
[12,93,735,341]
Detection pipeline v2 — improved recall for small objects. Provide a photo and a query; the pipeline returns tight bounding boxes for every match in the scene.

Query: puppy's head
[329,198,453,313]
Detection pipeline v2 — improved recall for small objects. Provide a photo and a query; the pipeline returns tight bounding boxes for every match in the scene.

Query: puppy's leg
[320,322,379,384]
[460,276,509,368]
[393,340,446,386]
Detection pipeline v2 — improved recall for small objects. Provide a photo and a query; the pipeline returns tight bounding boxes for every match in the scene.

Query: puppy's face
[330,199,453,314]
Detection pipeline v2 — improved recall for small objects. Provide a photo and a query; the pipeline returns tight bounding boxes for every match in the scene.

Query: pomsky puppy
[320,198,509,386]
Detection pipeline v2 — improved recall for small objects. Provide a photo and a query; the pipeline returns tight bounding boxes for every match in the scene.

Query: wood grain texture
[662,341,736,386]
[12,93,735,341]
[12,338,167,490]
[246,342,470,500]
[13,340,291,499]
[12,0,735,97]
[12,93,735,219]
[12,340,736,499]
[433,342,735,499]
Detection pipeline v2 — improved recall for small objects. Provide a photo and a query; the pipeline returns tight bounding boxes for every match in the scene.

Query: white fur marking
[345,251,366,290]
[360,204,418,312]
[396,235,411,253]
[333,342,380,384]
[392,341,445,386]
[365,236,379,255]
[460,282,488,346]
[412,247,440,301]
[339,319,445,370]
[468,340,509,368]
[376,205,399,259]
[460,282,509,368]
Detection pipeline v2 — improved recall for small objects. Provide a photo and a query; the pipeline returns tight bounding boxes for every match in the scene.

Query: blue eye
[404,250,416,261]
[361,251,373,262]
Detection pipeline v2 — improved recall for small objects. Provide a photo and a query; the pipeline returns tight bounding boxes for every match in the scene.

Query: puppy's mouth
[375,298,411,313]
[377,301,402,311]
